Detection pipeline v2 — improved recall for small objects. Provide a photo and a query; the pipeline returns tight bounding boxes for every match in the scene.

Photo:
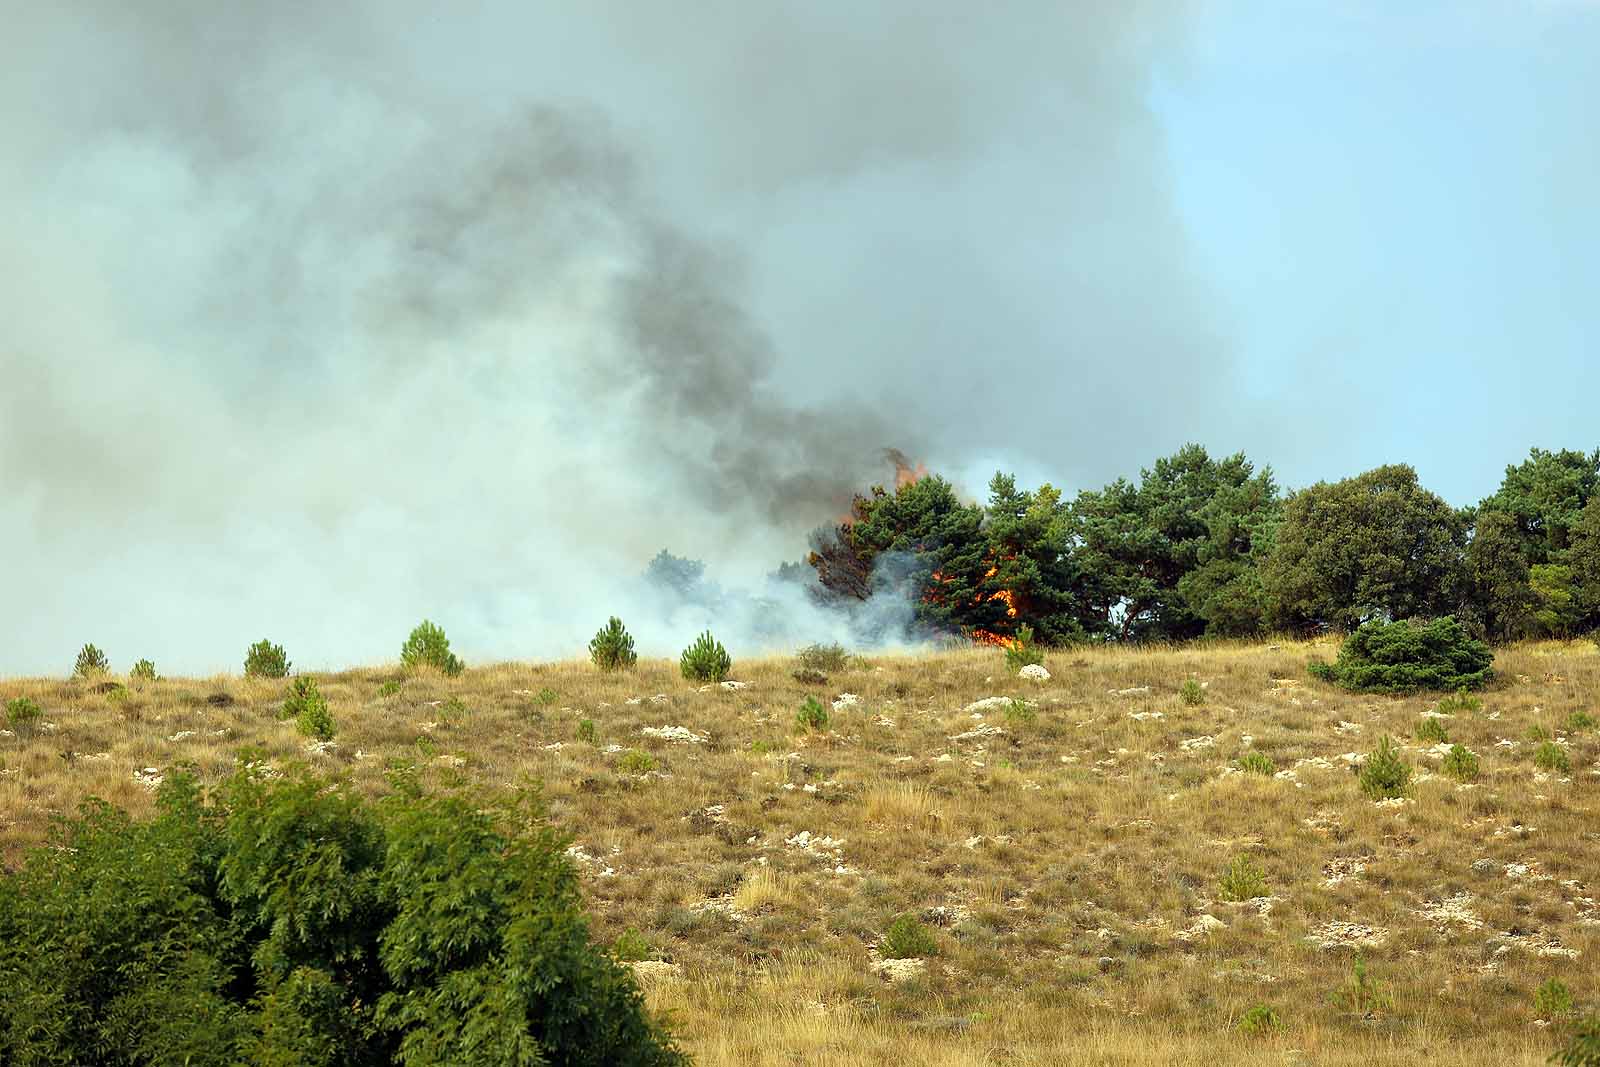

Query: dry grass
[4,638,1599,1064]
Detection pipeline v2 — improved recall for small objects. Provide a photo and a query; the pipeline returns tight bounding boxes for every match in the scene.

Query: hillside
[3,639,1598,1065]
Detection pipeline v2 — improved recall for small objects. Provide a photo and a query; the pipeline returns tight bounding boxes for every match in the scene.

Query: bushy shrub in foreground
[679,630,731,683]
[590,617,638,672]
[0,764,686,1066]
[1309,616,1493,693]
[244,638,290,679]
[401,620,464,677]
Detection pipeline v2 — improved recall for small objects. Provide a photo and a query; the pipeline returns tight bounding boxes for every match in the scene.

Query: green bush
[130,659,158,683]
[244,639,290,679]
[881,913,937,959]
[1553,1015,1600,1067]
[1004,698,1036,726]
[1357,735,1411,800]
[1237,1003,1282,1036]
[1003,625,1046,672]
[1529,724,1553,743]
[5,696,42,731]
[0,766,686,1066]
[1537,978,1576,1020]
[1535,741,1571,774]
[1437,688,1482,714]
[1180,679,1205,706]
[611,927,655,963]
[1218,854,1267,902]
[1443,744,1480,782]
[281,677,334,741]
[1330,957,1393,1015]
[1415,717,1448,744]
[1308,616,1493,693]
[577,719,598,745]
[794,696,830,733]
[795,642,850,673]
[1567,710,1597,734]
[590,617,638,672]
[377,680,401,698]
[73,643,110,679]
[679,630,731,683]
[400,620,464,676]
[618,749,658,775]
[1238,751,1275,776]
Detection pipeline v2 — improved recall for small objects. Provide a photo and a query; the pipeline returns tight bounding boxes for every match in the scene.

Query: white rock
[640,725,707,744]
[832,693,861,710]
[1019,664,1051,682]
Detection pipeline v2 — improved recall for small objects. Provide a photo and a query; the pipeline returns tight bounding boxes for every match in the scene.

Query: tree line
[802,445,1600,646]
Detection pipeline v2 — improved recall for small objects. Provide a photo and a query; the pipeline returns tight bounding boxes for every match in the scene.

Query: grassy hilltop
[3,638,1598,1065]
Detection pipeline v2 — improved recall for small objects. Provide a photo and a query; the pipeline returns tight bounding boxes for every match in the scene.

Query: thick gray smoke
[1,2,1223,675]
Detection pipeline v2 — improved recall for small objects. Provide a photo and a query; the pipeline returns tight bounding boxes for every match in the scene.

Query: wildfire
[885,447,928,490]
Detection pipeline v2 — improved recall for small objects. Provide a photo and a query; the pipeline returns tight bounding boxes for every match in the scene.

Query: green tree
[1070,445,1279,640]
[808,475,989,632]
[1571,495,1600,630]
[0,767,687,1066]
[1263,464,1466,632]
[1529,563,1581,638]
[1475,447,1600,565]
[1464,509,1534,642]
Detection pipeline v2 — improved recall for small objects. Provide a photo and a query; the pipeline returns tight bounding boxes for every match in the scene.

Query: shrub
[1529,724,1553,743]
[577,719,597,744]
[377,680,401,698]
[1238,751,1275,776]
[130,659,158,682]
[1237,1003,1282,1036]
[1218,854,1267,902]
[5,696,42,731]
[791,667,828,685]
[1437,688,1482,714]
[1553,1015,1600,1067]
[795,642,850,673]
[1003,624,1046,672]
[282,677,334,741]
[439,696,467,725]
[1415,717,1448,744]
[244,639,290,679]
[590,617,638,671]
[1308,616,1493,693]
[612,927,655,962]
[400,620,464,676]
[1567,710,1597,734]
[794,696,830,733]
[1330,957,1393,1015]
[881,913,937,959]
[618,749,657,775]
[1180,679,1205,706]
[73,643,110,679]
[1537,978,1576,1020]
[0,766,687,1066]
[1357,735,1411,800]
[679,630,731,683]
[1535,741,1571,774]
[1443,744,1480,782]
[1004,698,1036,726]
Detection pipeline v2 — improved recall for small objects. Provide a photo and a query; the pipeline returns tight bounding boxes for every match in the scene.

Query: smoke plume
[1,2,1224,674]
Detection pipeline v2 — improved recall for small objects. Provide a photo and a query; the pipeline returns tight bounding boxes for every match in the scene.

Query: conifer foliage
[0,766,687,1066]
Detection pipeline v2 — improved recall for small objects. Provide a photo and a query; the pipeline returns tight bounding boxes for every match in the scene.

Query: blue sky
[1147,1,1598,505]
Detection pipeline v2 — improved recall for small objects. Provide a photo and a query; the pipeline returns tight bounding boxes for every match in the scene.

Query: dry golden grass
[4,637,1599,1064]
